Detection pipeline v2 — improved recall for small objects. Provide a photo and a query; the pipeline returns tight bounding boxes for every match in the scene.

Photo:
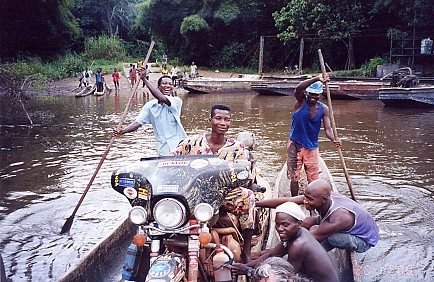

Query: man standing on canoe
[232,202,339,282]
[287,74,341,196]
[169,104,256,263]
[257,179,380,253]
[113,75,186,156]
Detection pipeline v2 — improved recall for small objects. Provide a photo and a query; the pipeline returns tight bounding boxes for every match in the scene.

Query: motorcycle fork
[187,234,199,281]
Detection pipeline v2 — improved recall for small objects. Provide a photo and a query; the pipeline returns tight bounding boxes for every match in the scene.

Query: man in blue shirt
[287,74,341,196]
[114,75,186,155]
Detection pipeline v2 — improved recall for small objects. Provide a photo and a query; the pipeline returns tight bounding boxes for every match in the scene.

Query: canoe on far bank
[379,86,434,108]
[267,159,358,282]
[183,74,260,94]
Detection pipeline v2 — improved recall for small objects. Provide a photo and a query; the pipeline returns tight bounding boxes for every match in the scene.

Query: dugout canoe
[57,169,272,282]
[379,85,434,108]
[267,159,358,282]
[75,85,96,97]
[182,74,260,94]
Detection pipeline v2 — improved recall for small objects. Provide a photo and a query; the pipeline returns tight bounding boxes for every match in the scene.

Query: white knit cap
[276,202,306,221]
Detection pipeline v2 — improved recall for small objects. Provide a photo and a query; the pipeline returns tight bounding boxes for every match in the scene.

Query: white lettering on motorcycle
[157,185,179,193]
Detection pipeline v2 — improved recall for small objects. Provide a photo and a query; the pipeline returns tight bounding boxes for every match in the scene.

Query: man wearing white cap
[232,202,339,282]
[287,74,342,197]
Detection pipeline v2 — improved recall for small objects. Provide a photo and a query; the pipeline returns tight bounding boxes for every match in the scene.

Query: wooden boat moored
[183,75,260,94]
[379,86,434,108]
[75,85,96,97]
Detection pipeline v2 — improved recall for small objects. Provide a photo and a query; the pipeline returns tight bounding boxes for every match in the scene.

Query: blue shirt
[135,96,187,155]
[289,100,323,150]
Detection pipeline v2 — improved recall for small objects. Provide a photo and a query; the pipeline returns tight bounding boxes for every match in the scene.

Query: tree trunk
[347,37,355,70]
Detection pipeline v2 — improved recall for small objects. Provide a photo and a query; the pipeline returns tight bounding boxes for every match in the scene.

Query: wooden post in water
[258,35,264,77]
[298,37,304,75]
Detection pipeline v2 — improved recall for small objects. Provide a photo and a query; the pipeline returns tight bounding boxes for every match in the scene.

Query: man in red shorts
[287,74,341,196]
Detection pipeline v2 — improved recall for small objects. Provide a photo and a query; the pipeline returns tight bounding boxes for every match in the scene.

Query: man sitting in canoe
[232,202,339,282]
[169,104,256,263]
[257,179,379,253]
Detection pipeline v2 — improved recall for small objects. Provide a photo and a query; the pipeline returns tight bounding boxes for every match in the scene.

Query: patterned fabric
[287,140,319,183]
[169,134,255,230]
[169,134,247,161]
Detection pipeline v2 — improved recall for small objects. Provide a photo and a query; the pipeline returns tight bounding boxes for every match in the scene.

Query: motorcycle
[111,154,263,281]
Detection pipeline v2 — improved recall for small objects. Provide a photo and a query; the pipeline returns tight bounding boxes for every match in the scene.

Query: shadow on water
[0,92,433,281]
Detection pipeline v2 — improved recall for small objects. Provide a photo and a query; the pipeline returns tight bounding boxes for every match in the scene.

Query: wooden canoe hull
[252,79,389,99]
[75,85,95,97]
[269,159,356,282]
[379,86,434,108]
[183,76,259,94]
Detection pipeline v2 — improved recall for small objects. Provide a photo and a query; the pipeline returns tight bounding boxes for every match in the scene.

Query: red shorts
[286,140,319,183]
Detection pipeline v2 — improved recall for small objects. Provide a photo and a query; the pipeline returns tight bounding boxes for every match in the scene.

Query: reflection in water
[0,92,433,281]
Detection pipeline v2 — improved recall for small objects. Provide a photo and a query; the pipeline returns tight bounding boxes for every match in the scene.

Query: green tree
[72,0,139,39]
[274,0,369,69]
[0,0,81,58]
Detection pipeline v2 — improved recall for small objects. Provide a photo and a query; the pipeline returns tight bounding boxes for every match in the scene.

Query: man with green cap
[287,74,341,196]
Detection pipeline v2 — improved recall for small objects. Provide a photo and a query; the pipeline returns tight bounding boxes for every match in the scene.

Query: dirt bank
[37,65,235,97]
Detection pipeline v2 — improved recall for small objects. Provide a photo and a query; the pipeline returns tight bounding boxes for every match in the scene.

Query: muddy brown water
[0,87,433,281]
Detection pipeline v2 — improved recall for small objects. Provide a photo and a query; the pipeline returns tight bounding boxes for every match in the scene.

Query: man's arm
[256,195,305,208]
[231,242,286,275]
[113,121,141,136]
[322,105,342,148]
[310,208,354,242]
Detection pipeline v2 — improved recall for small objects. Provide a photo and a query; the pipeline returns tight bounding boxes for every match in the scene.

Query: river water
[0,89,433,281]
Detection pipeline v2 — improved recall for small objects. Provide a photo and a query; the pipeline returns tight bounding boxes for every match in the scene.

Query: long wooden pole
[60,41,155,234]
[258,35,264,77]
[318,49,357,202]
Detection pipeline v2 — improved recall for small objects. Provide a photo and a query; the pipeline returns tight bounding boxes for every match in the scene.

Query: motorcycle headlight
[194,203,214,222]
[153,198,186,229]
[129,206,148,225]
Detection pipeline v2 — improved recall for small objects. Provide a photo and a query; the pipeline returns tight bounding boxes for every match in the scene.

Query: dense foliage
[1,0,432,72]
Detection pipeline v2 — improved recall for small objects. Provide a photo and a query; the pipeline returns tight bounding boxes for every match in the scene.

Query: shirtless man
[232,202,338,281]
[257,179,379,253]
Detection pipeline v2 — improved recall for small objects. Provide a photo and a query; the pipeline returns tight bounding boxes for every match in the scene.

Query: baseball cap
[306,81,323,94]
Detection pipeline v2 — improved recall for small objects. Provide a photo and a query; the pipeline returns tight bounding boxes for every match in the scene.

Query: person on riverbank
[169,104,256,263]
[256,179,379,253]
[170,65,180,86]
[112,68,120,90]
[232,202,339,282]
[95,68,106,92]
[130,65,137,87]
[83,67,92,87]
[162,53,167,69]
[287,74,341,196]
[190,62,197,79]
[113,75,186,156]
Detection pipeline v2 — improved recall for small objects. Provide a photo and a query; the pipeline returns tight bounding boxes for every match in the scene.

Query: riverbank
[40,65,236,97]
